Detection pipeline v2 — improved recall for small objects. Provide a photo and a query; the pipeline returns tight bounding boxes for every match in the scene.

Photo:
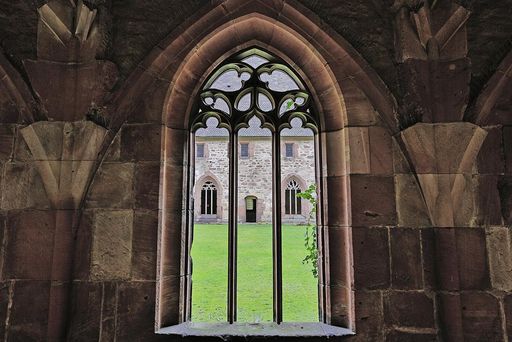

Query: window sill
[157,322,354,338]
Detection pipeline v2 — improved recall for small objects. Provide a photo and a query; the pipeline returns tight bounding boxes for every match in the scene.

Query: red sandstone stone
[353,290,384,341]
[390,228,423,289]
[353,227,390,289]
[120,124,163,162]
[4,210,55,280]
[350,175,396,227]
[477,126,504,174]
[132,210,159,280]
[135,162,162,210]
[384,291,435,328]
[460,292,503,341]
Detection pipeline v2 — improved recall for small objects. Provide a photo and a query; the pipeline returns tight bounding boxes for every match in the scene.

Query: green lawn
[191,224,318,323]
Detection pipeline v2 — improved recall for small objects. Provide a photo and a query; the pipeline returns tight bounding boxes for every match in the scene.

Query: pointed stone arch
[145,0,399,332]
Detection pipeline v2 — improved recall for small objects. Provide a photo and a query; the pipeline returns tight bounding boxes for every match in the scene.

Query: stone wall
[0,0,512,341]
[194,136,316,224]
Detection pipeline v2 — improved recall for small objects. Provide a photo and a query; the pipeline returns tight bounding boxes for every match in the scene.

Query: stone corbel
[20,121,108,209]
[400,122,487,227]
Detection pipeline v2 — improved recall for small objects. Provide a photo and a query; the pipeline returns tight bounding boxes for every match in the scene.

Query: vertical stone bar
[228,132,238,323]
[272,131,283,323]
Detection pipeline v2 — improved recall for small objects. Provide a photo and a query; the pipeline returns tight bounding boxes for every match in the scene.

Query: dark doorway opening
[245,196,257,222]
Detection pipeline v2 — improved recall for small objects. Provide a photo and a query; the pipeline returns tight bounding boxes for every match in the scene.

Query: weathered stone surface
[8,281,50,341]
[4,210,55,280]
[391,228,422,289]
[0,281,10,337]
[499,176,512,225]
[132,210,159,280]
[505,294,512,339]
[346,127,370,174]
[486,227,512,291]
[477,126,504,174]
[350,175,396,226]
[25,60,118,121]
[353,227,390,289]
[504,126,512,175]
[67,282,102,341]
[121,124,163,161]
[401,122,487,175]
[421,228,436,289]
[353,290,384,341]
[86,162,135,208]
[1,162,50,210]
[135,162,161,210]
[369,126,393,175]
[460,292,503,341]
[385,330,437,342]
[90,210,133,280]
[394,174,431,227]
[0,124,14,160]
[475,175,503,226]
[117,282,165,341]
[384,291,435,328]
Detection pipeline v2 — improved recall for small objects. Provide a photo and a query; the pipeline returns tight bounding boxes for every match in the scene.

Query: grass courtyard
[191,224,318,323]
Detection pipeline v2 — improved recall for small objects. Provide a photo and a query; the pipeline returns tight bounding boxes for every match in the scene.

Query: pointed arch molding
[111,0,398,133]
[131,0,400,332]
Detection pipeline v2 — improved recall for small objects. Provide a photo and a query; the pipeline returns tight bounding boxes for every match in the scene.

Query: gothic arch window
[285,179,302,215]
[200,181,217,215]
[187,47,319,325]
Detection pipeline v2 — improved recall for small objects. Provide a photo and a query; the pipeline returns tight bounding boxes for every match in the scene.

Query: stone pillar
[20,121,107,340]
[401,122,487,341]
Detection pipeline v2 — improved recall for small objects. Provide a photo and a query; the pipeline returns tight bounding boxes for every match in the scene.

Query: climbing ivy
[297,184,318,278]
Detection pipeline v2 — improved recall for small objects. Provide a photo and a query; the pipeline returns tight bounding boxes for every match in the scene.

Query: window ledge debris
[157,322,354,338]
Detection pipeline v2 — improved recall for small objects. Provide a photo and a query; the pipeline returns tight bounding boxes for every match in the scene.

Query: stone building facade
[0,0,512,341]
[194,134,315,224]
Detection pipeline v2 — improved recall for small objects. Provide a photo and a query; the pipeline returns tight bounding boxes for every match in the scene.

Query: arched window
[200,181,217,215]
[189,47,318,324]
[285,179,301,215]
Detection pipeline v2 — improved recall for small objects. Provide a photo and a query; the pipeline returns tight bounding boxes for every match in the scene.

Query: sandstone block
[0,124,14,160]
[67,282,102,341]
[1,162,50,210]
[4,210,55,280]
[90,210,133,280]
[117,282,161,341]
[322,129,347,177]
[86,162,135,209]
[401,122,487,174]
[326,226,351,287]
[353,290,384,341]
[9,280,50,341]
[394,174,431,227]
[505,294,512,338]
[135,162,161,210]
[486,227,512,291]
[460,292,503,341]
[350,175,396,226]
[391,228,422,289]
[121,124,163,161]
[504,126,512,174]
[384,291,435,328]
[24,60,118,121]
[163,127,188,166]
[324,176,349,227]
[476,126,504,174]
[346,126,370,174]
[132,210,159,280]
[369,126,393,175]
[353,227,390,289]
[385,330,437,342]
